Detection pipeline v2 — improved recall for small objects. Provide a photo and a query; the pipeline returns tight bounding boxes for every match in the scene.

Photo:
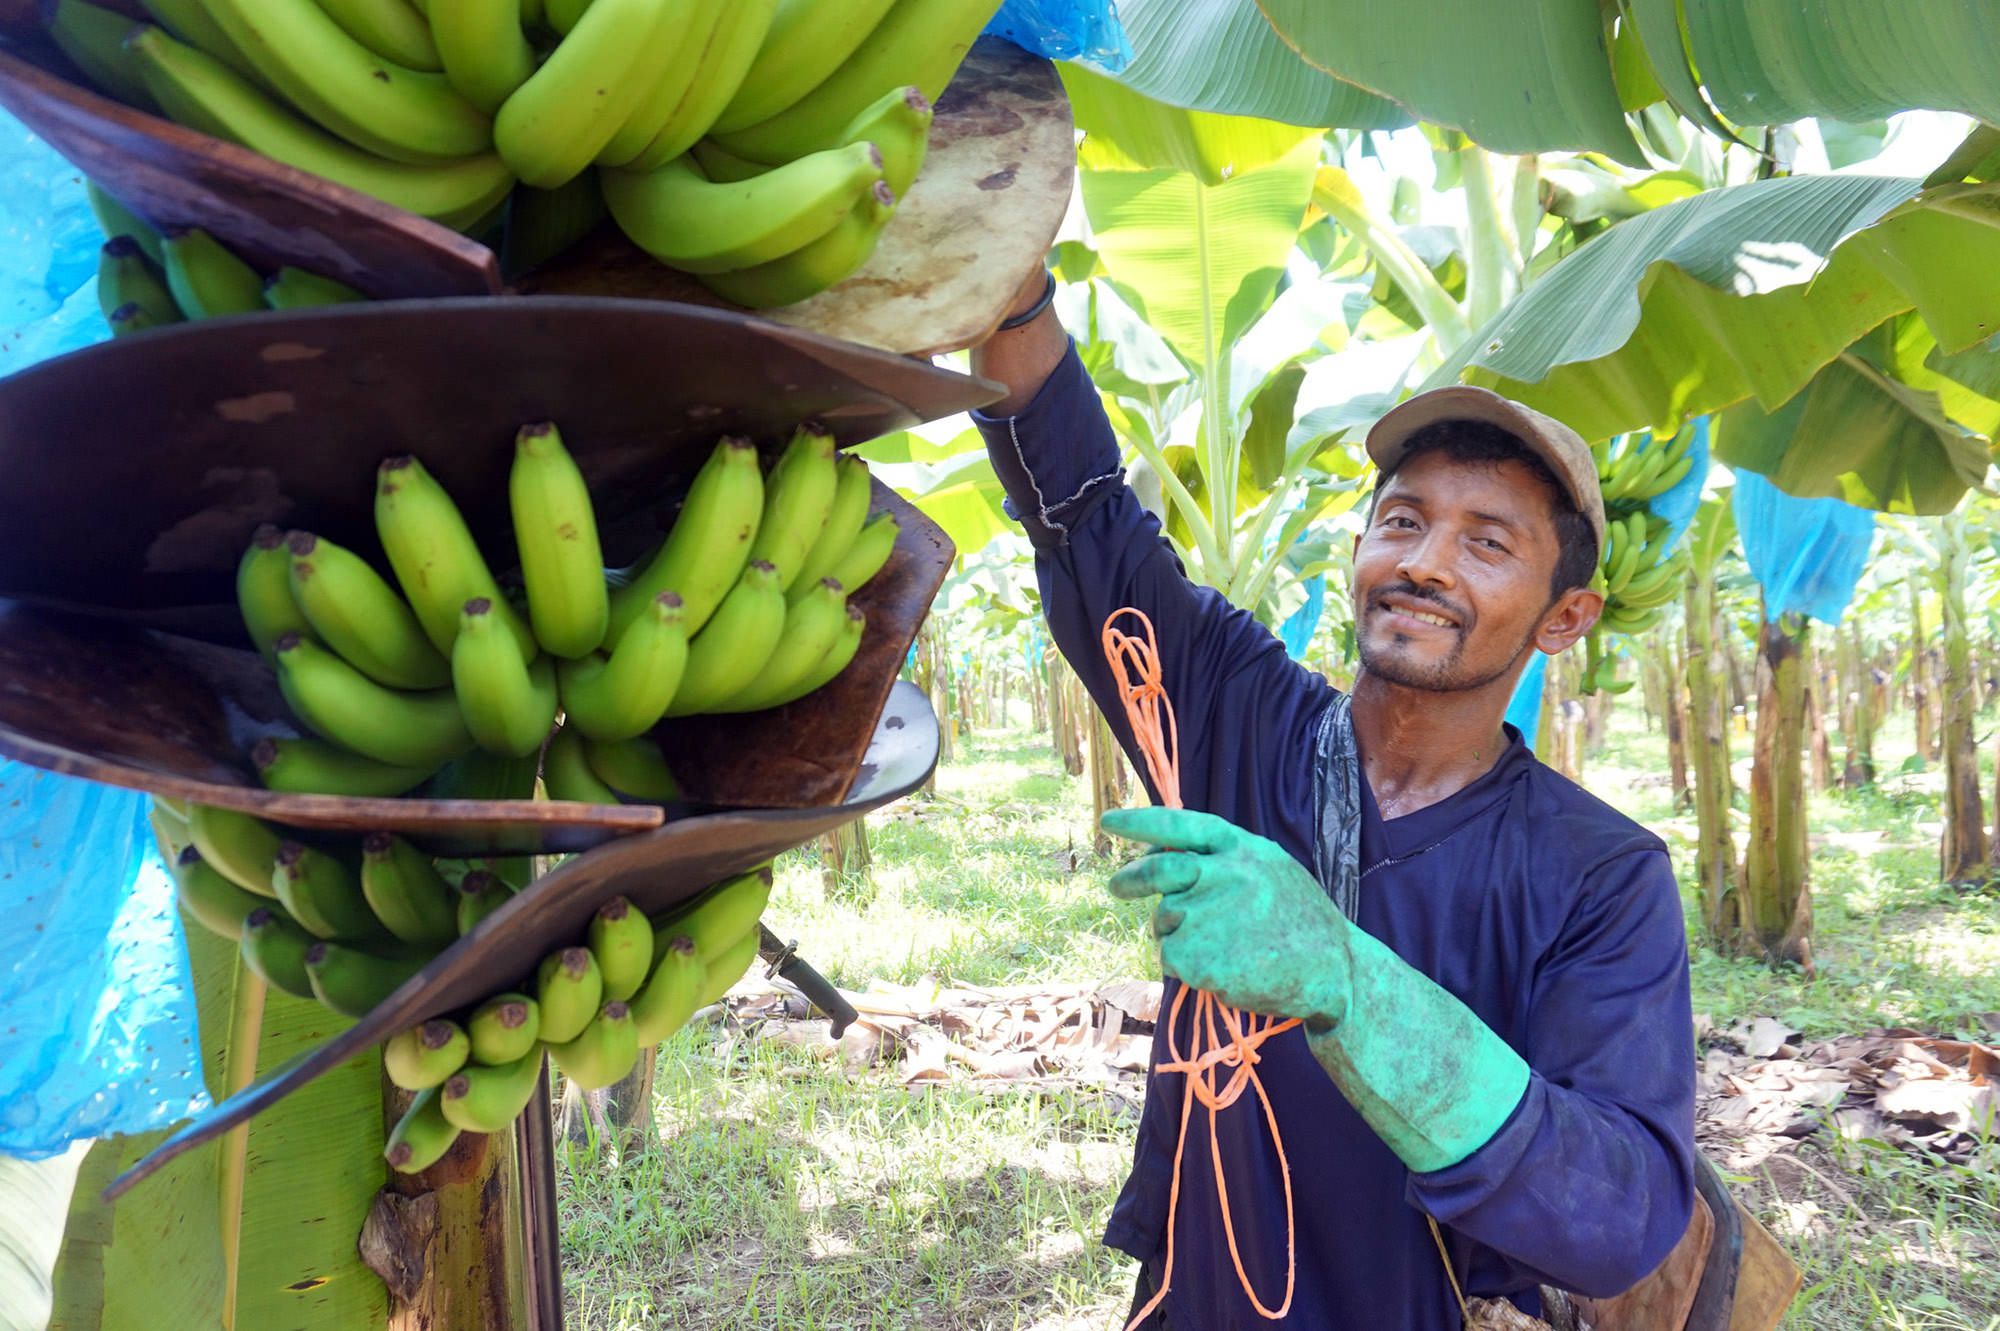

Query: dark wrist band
[997,269,1056,331]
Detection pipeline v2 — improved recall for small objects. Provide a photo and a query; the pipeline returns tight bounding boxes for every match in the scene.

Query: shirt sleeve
[1406,846,1697,1298]
[972,340,1334,834]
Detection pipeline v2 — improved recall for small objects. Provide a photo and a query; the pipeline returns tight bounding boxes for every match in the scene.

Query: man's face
[1352,449,1572,693]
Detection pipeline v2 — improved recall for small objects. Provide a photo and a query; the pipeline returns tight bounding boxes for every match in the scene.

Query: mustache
[1368,580,1469,627]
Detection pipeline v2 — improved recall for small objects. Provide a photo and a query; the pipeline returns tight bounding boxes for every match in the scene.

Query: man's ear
[1535,586,1603,656]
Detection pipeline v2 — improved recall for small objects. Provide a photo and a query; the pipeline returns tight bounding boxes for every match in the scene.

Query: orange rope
[1102,609,1300,1328]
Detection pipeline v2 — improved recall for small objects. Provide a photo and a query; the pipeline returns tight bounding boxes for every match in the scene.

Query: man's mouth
[1374,595,1462,631]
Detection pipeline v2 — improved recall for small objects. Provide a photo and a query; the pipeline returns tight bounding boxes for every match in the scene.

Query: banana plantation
[3,3,2000,1331]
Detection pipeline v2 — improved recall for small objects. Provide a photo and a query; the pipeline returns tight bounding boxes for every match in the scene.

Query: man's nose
[1395,527,1458,591]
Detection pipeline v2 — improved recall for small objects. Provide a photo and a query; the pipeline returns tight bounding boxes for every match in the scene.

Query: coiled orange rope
[1102,609,1299,1328]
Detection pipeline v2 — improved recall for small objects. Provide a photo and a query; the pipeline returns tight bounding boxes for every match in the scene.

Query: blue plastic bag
[1732,469,1877,625]
[0,111,209,1156]
[1278,573,1325,661]
[1505,653,1547,753]
[985,0,1133,70]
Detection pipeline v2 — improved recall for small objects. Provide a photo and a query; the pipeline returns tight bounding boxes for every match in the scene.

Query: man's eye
[1480,537,1508,552]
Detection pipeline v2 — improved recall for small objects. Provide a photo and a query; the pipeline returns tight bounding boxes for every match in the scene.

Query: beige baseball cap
[1365,385,1605,553]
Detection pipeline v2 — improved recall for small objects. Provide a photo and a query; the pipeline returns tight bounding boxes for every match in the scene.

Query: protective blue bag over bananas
[39,0,1011,307]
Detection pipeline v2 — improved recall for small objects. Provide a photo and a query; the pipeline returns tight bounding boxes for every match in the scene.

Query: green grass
[562,701,2000,1331]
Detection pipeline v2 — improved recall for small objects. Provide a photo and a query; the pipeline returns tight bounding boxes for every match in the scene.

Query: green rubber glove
[1102,805,1530,1173]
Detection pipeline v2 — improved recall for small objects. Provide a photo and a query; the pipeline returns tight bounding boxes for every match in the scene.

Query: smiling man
[971,273,1695,1330]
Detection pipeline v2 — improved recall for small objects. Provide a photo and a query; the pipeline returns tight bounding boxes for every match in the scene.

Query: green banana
[534,946,604,1044]
[548,1001,638,1090]
[273,631,474,767]
[629,934,700,1046]
[695,179,896,309]
[376,454,534,660]
[542,726,622,804]
[239,906,316,998]
[492,0,675,188]
[708,0,900,134]
[543,0,589,33]
[663,559,786,715]
[160,227,263,319]
[749,423,838,591]
[314,0,441,71]
[499,172,605,277]
[385,1087,459,1172]
[509,421,607,658]
[45,0,158,108]
[287,530,452,689]
[606,435,762,644]
[439,1046,544,1133]
[687,137,767,183]
[133,0,270,91]
[581,735,681,802]
[452,599,559,757]
[602,142,883,276]
[556,593,688,739]
[273,840,386,941]
[650,867,771,962]
[826,511,898,594]
[186,803,283,898]
[196,0,492,164]
[239,524,313,657]
[361,833,460,945]
[454,868,512,935]
[97,237,182,328]
[587,896,653,1002]
[305,939,425,1016]
[172,846,266,940]
[85,180,163,264]
[384,1018,471,1090]
[594,0,726,168]
[253,736,436,797]
[709,0,1000,164]
[262,266,365,308]
[467,992,540,1065]
[791,454,872,596]
[764,602,864,706]
[126,27,517,224]
[623,0,779,171]
[429,0,535,114]
[1648,451,1695,498]
[837,84,932,199]
[694,924,759,1009]
[106,302,160,336]
[711,577,846,713]
[151,798,191,858]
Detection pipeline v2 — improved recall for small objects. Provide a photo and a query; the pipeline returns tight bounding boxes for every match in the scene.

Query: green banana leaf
[1423,176,2000,447]
[1090,0,1408,131]
[1254,0,1643,162]
[1059,63,1320,187]
[1687,492,1738,581]
[49,924,388,1331]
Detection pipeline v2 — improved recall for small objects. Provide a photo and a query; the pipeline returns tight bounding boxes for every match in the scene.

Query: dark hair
[1371,419,1598,600]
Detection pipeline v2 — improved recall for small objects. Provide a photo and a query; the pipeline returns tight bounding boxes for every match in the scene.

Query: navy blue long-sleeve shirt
[973,343,1696,1330]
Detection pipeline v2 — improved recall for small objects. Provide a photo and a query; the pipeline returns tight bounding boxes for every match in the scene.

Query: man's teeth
[1405,609,1452,627]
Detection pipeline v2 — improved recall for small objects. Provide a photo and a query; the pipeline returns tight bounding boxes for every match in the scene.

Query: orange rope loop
[1102,609,1299,1328]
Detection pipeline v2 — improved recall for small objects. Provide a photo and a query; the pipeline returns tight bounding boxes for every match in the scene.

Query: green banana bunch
[708,0,900,135]
[791,457,873,596]
[748,424,838,590]
[237,524,314,658]
[376,454,534,660]
[287,531,452,689]
[509,422,608,658]
[593,0,727,169]
[620,0,779,173]
[582,735,681,801]
[664,559,786,715]
[186,803,283,897]
[44,0,158,109]
[629,934,700,1046]
[97,237,182,328]
[535,946,604,1043]
[263,267,365,308]
[467,993,540,1064]
[693,178,896,309]
[587,896,653,1002]
[385,1018,471,1091]
[304,939,425,1016]
[439,1046,544,1132]
[385,1087,459,1172]
[541,727,622,804]
[273,631,474,768]
[709,0,1000,164]
[253,737,436,797]
[240,906,317,998]
[315,0,442,71]
[361,833,460,945]
[710,576,846,713]
[1597,429,1694,507]
[172,846,267,940]
[451,598,559,757]
[273,840,388,940]
[608,435,763,644]
[549,1001,639,1090]
[492,0,675,188]
[556,593,688,740]
[127,27,516,227]
[601,141,884,275]
[160,227,263,318]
